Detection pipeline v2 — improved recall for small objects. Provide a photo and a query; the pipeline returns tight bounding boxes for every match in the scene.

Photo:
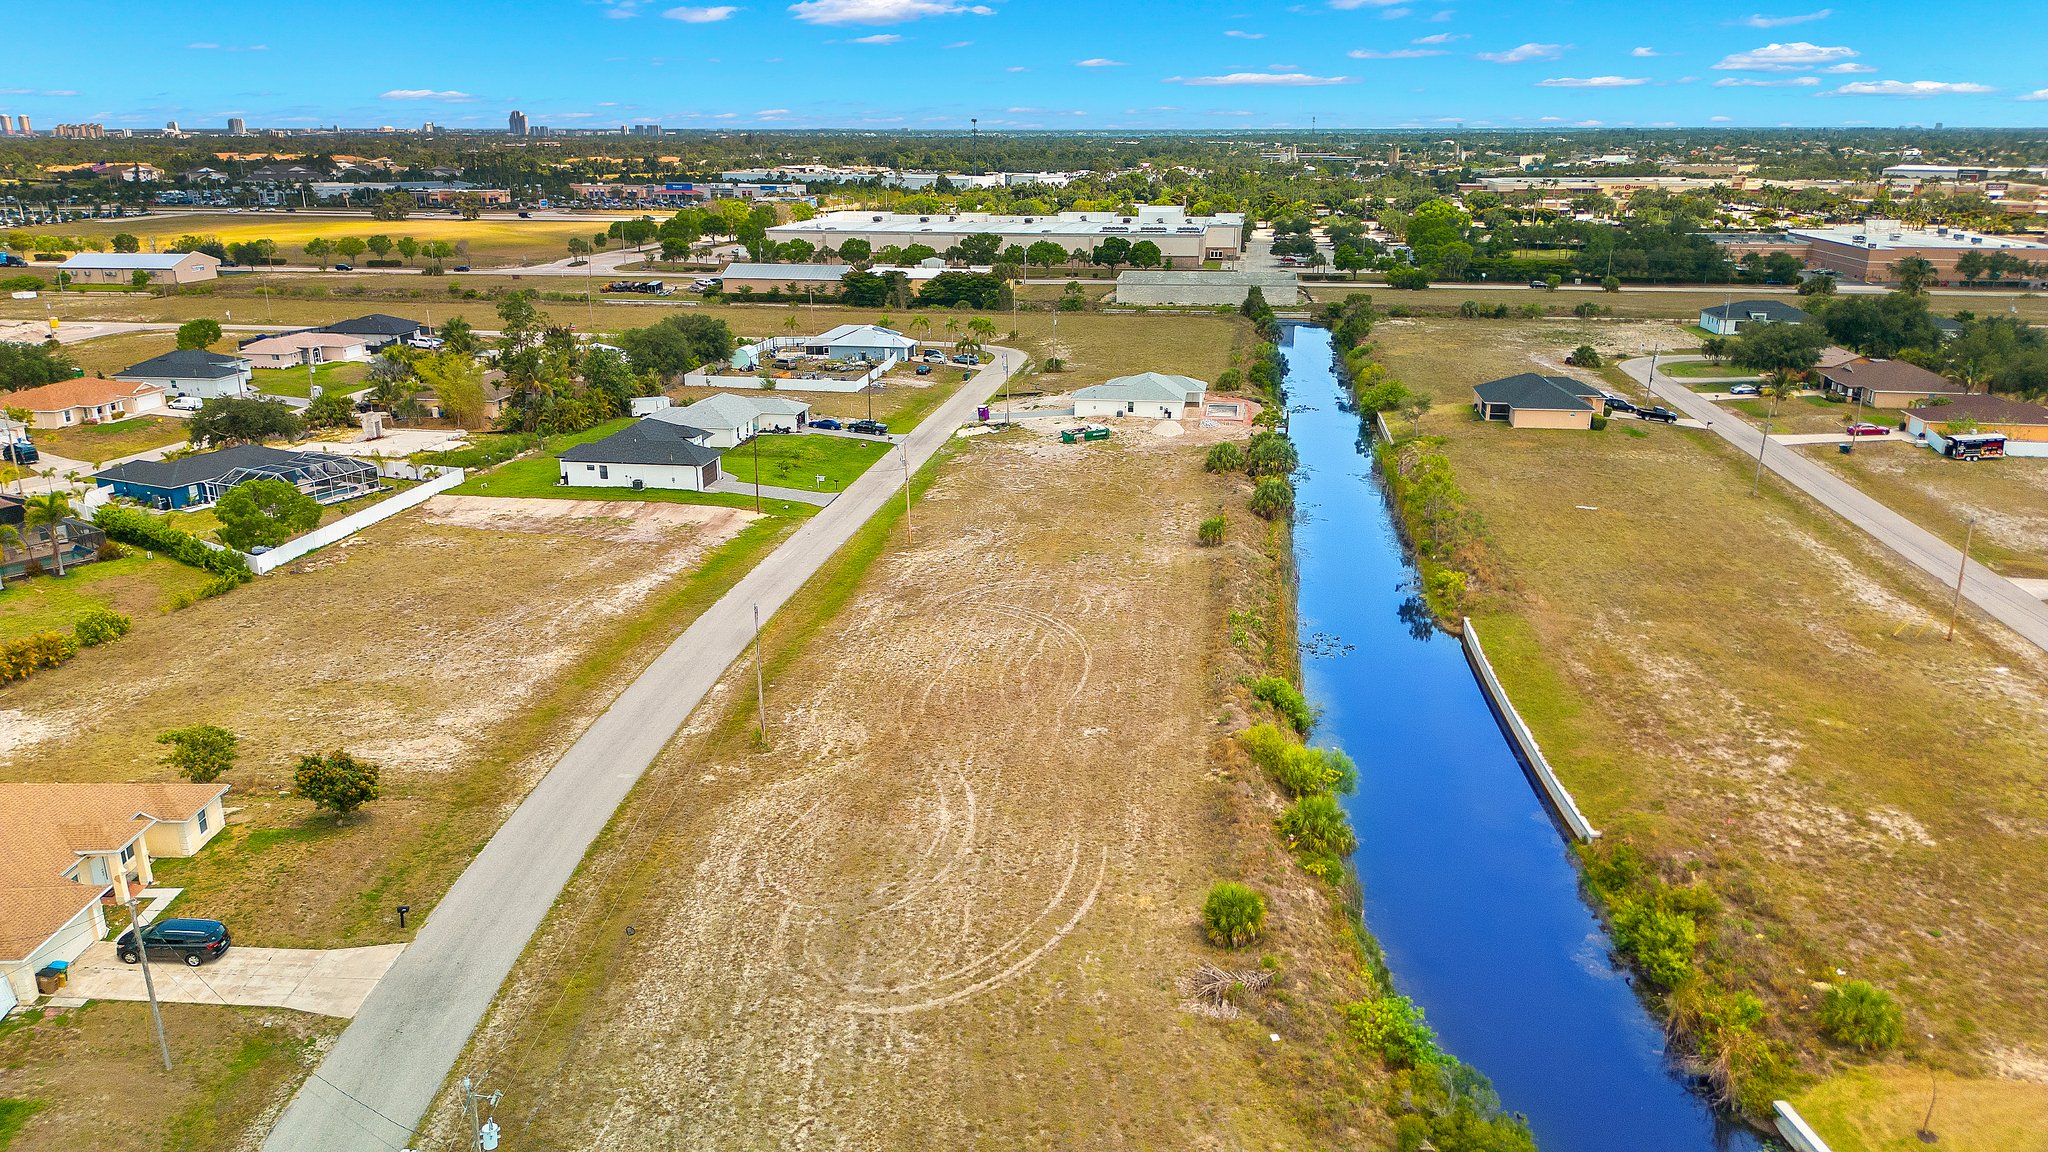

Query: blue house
[95,445,379,510]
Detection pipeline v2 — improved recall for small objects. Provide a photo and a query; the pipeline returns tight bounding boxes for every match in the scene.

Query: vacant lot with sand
[1799,439,2048,580]
[15,212,604,267]
[1371,315,2048,1145]
[421,374,1383,1147]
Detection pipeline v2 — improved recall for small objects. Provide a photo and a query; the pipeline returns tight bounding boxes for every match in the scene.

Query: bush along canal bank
[1197,293,1541,1149]
[1281,318,1765,1151]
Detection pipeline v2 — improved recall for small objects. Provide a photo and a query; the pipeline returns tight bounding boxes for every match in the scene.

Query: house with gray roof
[646,393,812,448]
[1073,372,1208,420]
[113,348,253,399]
[95,444,379,509]
[558,421,723,492]
[1698,299,1810,335]
[1472,373,1604,430]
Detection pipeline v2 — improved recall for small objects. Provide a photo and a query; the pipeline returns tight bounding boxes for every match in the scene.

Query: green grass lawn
[252,361,369,399]
[1663,359,1755,379]
[0,554,213,643]
[448,420,813,514]
[35,416,188,466]
[722,432,889,490]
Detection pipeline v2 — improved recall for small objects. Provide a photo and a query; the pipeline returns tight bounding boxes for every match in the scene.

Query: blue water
[1283,324,1763,1152]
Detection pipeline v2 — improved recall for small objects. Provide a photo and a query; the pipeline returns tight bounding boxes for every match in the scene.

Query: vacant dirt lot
[0,494,768,948]
[1801,440,2048,580]
[1375,316,2048,1138]
[425,418,1377,1149]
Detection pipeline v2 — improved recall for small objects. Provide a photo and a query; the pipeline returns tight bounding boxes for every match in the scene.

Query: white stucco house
[558,421,723,491]
[647,392,812,449]
[1072,372,1209,421]
[803,323,921,364]
[236,331,373,370]
[112,348,254,400]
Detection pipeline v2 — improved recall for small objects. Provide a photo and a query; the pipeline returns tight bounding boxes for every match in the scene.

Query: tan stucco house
[5,377,166,429]
[1473,373,1604,430]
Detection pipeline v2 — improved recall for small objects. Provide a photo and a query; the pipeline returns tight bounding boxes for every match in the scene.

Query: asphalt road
[1622,354,2048,654]
[261,349,1022,1152]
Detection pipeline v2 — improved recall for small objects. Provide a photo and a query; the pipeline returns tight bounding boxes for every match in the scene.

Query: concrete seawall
[1460,617,1600,843]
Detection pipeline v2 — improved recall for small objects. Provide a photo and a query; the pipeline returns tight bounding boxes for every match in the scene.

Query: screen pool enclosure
[202,451,381,505]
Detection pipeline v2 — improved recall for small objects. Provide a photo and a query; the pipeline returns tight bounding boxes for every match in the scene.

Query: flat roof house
[113,348,254,400]
[0,781,230,1006]
[5,377,165,430]
[559,421,724,492]
[96,444,380,510]
[317,314,429,350]
[238,331,373,370]
[1073,372,1209,421]
[1905,394,2048,458]
[58,251,220,286]
[1472,373,1604,430]
[1816,358,1968,409]
[1699,299,1810,336]
[647,393,812,449]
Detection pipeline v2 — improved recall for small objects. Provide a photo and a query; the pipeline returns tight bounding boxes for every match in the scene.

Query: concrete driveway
[63,941,405,1018]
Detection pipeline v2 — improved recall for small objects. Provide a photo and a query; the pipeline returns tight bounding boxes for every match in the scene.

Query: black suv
[117,918,231,967]
[1638,406,1680,424]
[848,419,891,437]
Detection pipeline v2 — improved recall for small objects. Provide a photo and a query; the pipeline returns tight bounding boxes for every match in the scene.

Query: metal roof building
[1114,269,1300,306]
[767,206,1245,269]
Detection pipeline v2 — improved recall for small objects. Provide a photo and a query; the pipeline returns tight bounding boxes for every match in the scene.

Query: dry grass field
[0,495,793,949]
[1801,440,2048,580]
[1371,315,2048,1141]
[16,212,602,267]
[420,421,1386,1151]
[1303,282,2048,323]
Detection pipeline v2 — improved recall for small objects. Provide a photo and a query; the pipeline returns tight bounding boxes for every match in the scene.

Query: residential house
[802,323,921,364]
[95,444,380,509]
[1816,358,1969,409]
[237,331,372,370]
[5,377,165,429]
[0,781,231,1006]
[647,393,812,449]
[57,251,220,286]
[418,374,514,423]
[1472,373,1605,430]
[113,348,253,400]
[1905,394,2048,458]
[317,314,429,350]
[558,420,723,492]
[1698,299,1810,336]
[0,493,106,579]
[1072,372,1209,421]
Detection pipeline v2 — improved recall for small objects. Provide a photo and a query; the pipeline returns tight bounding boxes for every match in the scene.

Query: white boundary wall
[683,359,892,394]
[1461,617,1601,843]
[249,468,465,575]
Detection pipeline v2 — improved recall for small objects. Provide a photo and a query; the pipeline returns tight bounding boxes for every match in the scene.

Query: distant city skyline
[5,0,2045,131]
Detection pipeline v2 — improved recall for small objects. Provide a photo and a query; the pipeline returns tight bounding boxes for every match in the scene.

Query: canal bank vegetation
[1364,314,2048,1146]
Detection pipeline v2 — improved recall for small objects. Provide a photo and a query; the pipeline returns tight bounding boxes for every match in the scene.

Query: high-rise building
[54,123,105,140]
[165,120,181,134]
[17,116,31,135]
[0,115,10,136]
[421,121,436,134]
[227,117,246,135]
[508,110,528,136]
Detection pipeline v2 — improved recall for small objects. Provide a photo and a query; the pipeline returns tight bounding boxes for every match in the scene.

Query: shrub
[1345,995,1443,1069]
[1572,301,1603,319]
[0,631,78,683]
[1197,516,1226,546]
[1238,723,1294,775]
[1425,569,1467,609]
[1238,723,1356,796]
[1570,344,1603,368]
[1202,882,1267,948]
[1249,676,1312,733]
[1243,430,1298,477]
[92,505,253,584]
[72,606,132,647]
[1043,357,1064,372]
[97,539,129,561]
[419,432,538,470]
[157,724,239,783]
[1818,980,1904,1053]
[1590,414,1609,431]
[1601,275,1621,293]
[1279,793,1357,870]
[293,749,382,815]
[1248,476,1294,521]
[1610,900,1697,987]
[1204,442,1243,473]
[215,478,323,552]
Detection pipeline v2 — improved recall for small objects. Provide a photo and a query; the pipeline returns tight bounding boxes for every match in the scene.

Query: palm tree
[0,524,20,588]
[907,315,932,346]
[782,312,801,338]
[24,492,73,577]
[1763,368,1800,417]
[966,316,997,343]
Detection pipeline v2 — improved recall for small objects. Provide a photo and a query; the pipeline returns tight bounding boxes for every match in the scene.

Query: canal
[1283,324,1762,1151]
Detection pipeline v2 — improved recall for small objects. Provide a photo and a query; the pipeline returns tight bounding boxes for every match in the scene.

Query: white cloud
[1169,72,1358,86]
[1630,46,1660,57]
[1349,48,1443,58]
[664,5,739,21]
[1740,8,1831,27]
[2020,88,2048,102]
[1477,43,1565,63]
[787,0,990,25]
[1075,58,1125,67]
[1713,41,1856,71]
[1225,29,1264,38]
[1006,65,1027,72]
[1413,32,1465,44]
[1821,62,1874,73]
[1831,79,1995,97]
[380,89,474,101]
[1328,0,1406,7]
[755,108,789,116]
[944,39,971,47]
[1536,76,1648,88]
[1710,114,1734,121]
[1713,76,1819,87]
[845,32,903,42]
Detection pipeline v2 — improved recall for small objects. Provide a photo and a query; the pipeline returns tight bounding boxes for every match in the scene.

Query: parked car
[923,349,945,362]
[1726,383,1760,396]
[849,419,890,437]
[332,263,353,272]
[809,417,843,431]
[1847,422,1888,437]
[1639,406,1680,424]
[1,439,38,464]
[168,395,204,412]
[117,917,230,968]
[452,265,471,273]
[518,210,532,218]
[1603,395,1638,415]
[1529,279,1550,289]
[915,364,932,375]
[952,353,977,365]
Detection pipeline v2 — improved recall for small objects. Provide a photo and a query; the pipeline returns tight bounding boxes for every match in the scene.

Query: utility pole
[106,858,172,1071]
[1946,516,1975,642]
[1750,409,1772,497]
[751,430,761,513]
[898,439,913,543]
[461,1077,502,1152]
[752,603,768,744]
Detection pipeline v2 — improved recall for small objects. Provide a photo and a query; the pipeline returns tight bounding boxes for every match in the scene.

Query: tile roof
[116,349,250,381]
[5,376,165,412]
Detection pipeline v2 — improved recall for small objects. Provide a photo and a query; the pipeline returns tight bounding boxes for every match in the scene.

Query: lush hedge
[92,505,253,584]
[0,631,78,684]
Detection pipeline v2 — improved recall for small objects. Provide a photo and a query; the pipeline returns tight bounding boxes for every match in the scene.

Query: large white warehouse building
[766,206,1245,268]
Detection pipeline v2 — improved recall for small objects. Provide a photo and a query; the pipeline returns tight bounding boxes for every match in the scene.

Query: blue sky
[10,1,2046,132]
